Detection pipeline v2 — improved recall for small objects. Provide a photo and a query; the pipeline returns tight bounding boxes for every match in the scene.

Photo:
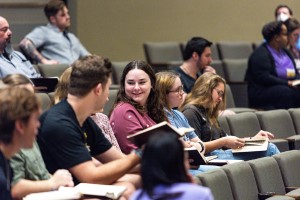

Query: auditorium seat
[37,64,70,78]
[143,42,183,72]
[218,41,253,60]
[248,157,300,198]
[111,61,128,85]
[197,169,235,200]
[274,150,300,192]
[256,110,300,150]
[288,108,300,135]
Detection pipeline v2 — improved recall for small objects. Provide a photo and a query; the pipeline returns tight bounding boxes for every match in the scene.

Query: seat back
[225,84,236,108]
[103,88,119,116]
[111,61,128,85]
[211,43,221,60]
[38,64,70,78]
[256,110,296,138]
[35,93,52,112]
[197,169,235,200]
[273,150,300,188]
[223,59,248,82]
[288,108,300,135]
[143,42,183,64]
[218,115,231,136]
[211,60,226,79]
[218,41,253,60]
[226,112,261,138]
[222,161,259,200]
[248,157,286,195]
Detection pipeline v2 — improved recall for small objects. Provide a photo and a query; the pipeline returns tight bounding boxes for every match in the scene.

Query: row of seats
[36,90,300,152]
[143,41,259,69]
[197,150,300,200]
[218,109,300,152]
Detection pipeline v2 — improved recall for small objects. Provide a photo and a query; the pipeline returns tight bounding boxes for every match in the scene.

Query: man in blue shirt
[19,0,89,65]
[0,16,41,78]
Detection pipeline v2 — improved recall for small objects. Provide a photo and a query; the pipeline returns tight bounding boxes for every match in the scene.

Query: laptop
[30,77,59,93]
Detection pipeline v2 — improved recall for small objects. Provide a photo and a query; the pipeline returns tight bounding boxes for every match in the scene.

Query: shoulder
[111,102,138,115]
[173,183,213,198]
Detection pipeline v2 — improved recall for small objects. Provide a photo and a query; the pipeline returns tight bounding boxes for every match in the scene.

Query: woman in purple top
[110,60,167,154]
[246,21,300,109]
[130,132,213,200]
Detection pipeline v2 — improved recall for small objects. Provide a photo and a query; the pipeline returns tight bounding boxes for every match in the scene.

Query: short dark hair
[141,132,189,197]
[69,54,112,97]
[0,87,40,144]
[183,37,212,61]
[274,4,293,18]
[262,21,284,43]
[44,0,66,21]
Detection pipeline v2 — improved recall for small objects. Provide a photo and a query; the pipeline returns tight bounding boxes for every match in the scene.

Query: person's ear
[14,120,25,136]
[94,83,103,96]
[192,52,199,60]
[49,16,56,25]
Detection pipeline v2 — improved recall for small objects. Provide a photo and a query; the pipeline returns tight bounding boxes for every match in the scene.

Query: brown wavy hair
[179,72,226,127]
[111,60,167,123]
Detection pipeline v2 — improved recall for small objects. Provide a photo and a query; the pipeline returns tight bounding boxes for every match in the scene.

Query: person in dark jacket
[245,21,300,109]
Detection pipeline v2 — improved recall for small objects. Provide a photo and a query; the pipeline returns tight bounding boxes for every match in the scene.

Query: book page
[23,188,81,200]
[75,183,127,199]
[292,79,300,86]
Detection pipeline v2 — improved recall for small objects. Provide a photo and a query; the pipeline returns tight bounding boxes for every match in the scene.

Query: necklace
[181,65,196,79]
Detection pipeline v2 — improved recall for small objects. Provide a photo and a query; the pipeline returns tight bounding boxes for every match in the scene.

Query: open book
[185,146,218,166]
[127,121,194,147]
[232,137,268,153]
[23,183,127,200]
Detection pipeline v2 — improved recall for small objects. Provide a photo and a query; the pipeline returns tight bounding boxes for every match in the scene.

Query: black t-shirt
[37,99,112,184]
[0,151,13,200]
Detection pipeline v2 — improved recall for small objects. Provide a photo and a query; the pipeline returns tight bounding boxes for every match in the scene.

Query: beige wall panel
[73,0,300,61]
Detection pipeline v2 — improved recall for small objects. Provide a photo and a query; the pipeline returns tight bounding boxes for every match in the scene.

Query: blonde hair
[155,71,180,111]
[180,72,226,127]
[53,67,72,104]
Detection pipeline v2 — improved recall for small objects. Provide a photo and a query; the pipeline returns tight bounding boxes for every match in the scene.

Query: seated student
[19,0,89,65]
[2,74,74,199]
[0,16,41,78]
[53,67,121,151]
[130,132,213,200]
[180,72,280,160]
[156,71,219,174]
[0,87,41,200]
[109,60,168,154]
[38,55,140,199]
[245,21,300,109]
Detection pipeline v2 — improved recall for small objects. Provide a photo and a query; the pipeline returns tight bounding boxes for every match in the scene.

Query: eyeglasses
[214,88,224,98]
[168,85,184,94]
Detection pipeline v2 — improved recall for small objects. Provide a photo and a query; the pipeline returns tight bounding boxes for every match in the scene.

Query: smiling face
[212,82,225,108]
[167,77,184,108]
[125,68,152,106]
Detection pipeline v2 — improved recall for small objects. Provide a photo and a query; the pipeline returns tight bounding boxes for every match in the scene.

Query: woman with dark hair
[246,21,300,109]
[130,132,213,200]
[110,60,167,154]
[181,72,280,160]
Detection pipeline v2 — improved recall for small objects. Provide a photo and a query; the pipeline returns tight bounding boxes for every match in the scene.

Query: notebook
[31,77,59,93]
[23,183,127,200]
[127,121,194,147]
[232,137,268,153]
